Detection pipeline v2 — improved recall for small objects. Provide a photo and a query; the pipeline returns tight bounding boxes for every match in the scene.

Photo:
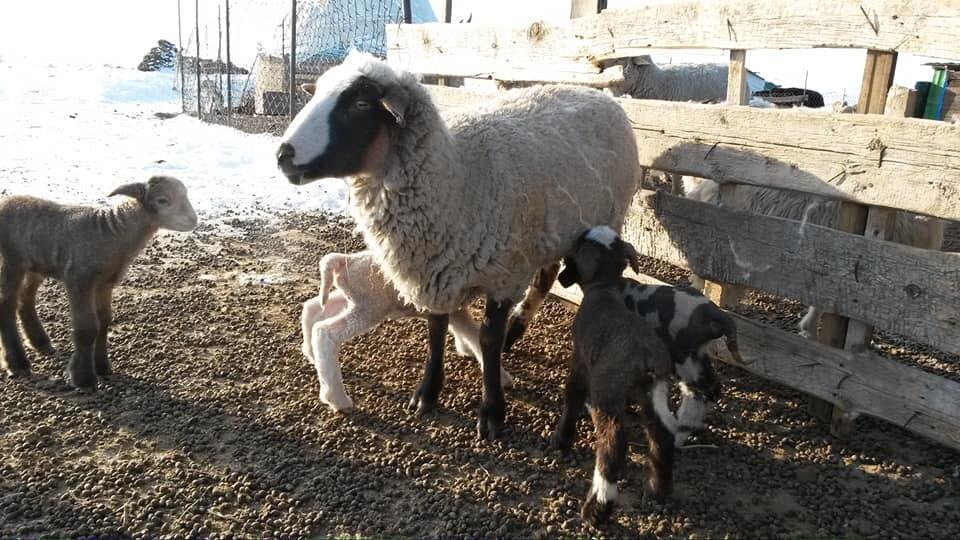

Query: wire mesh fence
[177,0,405,134]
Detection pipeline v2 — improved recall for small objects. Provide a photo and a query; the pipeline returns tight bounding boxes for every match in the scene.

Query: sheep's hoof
[644,476,671,503]
[581,497,614,526]
[94,360,113,378]
[67,365,98,392]
[477,399,505,440]
[27,338,55,356]
[502,318,527,353]
[5,363,32,379]
[407,391,438,416]
[548,430,573,451]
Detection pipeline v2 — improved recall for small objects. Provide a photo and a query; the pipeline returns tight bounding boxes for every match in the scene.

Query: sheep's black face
[278,75,397,185]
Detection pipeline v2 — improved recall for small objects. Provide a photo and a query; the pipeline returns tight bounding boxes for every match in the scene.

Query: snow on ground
[0,60,348,221]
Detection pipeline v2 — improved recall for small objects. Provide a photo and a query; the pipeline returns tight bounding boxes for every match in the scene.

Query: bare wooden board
[426,85,960,220]
[388,1,960,79]
[621,190,960,356]
[549,274,960,452]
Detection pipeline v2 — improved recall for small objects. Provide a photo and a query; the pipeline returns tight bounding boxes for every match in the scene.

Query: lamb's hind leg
[18,272,53,354]
[672,350,720,446]
[310,299,376,413]
[301,293,344,363]
[0,262,30,377]
[503,263,560,353]
[92,285,113,378]
[409,313,449,415]
[581,396,628,525]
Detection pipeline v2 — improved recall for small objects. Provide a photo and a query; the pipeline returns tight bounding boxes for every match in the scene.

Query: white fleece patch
[585,225,618,248]
[651,380,678,433]
[592,465,618,504]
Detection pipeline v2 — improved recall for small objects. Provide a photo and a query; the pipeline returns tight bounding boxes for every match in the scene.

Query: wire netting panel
[176,0,404,134]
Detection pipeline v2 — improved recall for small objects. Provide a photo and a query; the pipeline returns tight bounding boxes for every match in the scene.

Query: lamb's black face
[277,75,395,185]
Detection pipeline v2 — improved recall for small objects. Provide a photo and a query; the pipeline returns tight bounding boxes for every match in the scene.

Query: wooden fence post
[703,49,750,308]
[810,49,899,436]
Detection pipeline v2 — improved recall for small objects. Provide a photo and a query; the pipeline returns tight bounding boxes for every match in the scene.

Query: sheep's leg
[18,272,53,354]
[448,309,514,389]
[93,285,114,378]
[310,301,373,413]
[637,380,675,502]
[409,313,449,415]
[799,306,821,339]
[477,296,512,440]
[0,263,30,377]
[550,352,588,450]
[65,284,99,391]
[300,293,346,362]
[672,351,720,446]
[503,263,560,353]
[581,399,627,525]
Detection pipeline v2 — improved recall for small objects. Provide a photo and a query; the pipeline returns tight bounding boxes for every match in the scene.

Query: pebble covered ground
[1,212,958,539]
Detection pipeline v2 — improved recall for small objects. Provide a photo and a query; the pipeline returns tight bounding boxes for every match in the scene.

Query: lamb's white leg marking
[674,382,710,447]
[799,306,820,339]
[300,292,347,362]
[650,380,677,434]
[448,309,514,389]
[591,464,618,504]
[310,304,380,413]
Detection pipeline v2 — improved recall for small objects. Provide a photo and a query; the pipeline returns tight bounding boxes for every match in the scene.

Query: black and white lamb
[276,51,641,438]
[300,250,513,413]
[558,226,742,446]
[550,226,675,525]
[0,176,198,390]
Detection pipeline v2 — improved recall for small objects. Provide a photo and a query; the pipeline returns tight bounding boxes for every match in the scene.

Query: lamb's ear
[618,239,641,274]
[300,83,316,96]
[379,84,409,127]
[108,182,147,201]
[557,258,580,287]
[632,55,653,66]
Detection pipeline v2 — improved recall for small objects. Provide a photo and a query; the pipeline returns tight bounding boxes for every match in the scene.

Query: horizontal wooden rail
[388,0,960,81]
[550,272,960,452]
[622,190,960,356]
[426,85,960,220]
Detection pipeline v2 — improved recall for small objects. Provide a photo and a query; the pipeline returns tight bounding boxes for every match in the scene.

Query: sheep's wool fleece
[347,61,641,313]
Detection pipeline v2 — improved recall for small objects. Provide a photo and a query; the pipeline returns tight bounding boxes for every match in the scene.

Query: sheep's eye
[155,197,170,207]
[355,100,371,110]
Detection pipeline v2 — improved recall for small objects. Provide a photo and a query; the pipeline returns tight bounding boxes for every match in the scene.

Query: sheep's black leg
[93,285,114,378]
[0,263,30,377]
[66,284,99,392]
[408,313,448,415]
[503,263,560,353]
[550,351,588,450]
[582,401,627,526]
[18,272,53,354]
[637,384,675,501]
[478,295,512,440]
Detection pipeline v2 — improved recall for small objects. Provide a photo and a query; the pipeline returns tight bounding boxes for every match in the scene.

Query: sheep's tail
[318,253,339,307]
[714,310,744,364]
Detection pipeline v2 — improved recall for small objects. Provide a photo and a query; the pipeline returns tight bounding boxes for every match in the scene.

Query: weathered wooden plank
[726,49,749,106]
[622,190,960,356]
[858,50,899,114]
[570,0,606,18]
[388,1,960,81]
[549,273,960,452]
[426,85,960,220]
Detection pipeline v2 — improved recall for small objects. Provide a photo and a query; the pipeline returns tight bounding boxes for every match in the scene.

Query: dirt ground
[1,212,958,539]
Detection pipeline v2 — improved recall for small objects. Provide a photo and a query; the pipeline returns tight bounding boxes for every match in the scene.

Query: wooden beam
[885,86,919,118]
[570,0,605,18]
[857,50,898,114]
[549,273,960,452]
[387,1,960,80]
[726,49,750,105]
[621,190,960,357]
[427,85,960,220]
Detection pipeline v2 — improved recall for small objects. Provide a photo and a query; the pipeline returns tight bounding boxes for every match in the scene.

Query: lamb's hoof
[67,367,98,393]
[644,477,671,503]
[28,339,55,356]
[477,399,505,440]
[500,369,515,390]
[6,363,32,379]
[94,362,113,378]
[407,390,438,416]
[502,319,526,353]
[581,497,614,526]
[548,431,573,451]
[798,329,814,340]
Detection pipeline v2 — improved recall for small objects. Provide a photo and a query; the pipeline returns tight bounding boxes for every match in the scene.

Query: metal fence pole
[289,0,297,120]
[402,0,412,23]
[195,0,202,120]
[177,0,185,111]
[226,0,232,119]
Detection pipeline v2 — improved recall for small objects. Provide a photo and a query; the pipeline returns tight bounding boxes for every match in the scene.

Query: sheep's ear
[618,239,641,274]
[557,258,580,287]
[108,182,147,201]
[300,83,316,96]
[632,55,653,66]
[379,85,409,127]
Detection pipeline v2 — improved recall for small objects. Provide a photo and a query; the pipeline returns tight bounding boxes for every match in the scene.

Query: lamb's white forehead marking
[279,51,401,168]
[585,225,618,248]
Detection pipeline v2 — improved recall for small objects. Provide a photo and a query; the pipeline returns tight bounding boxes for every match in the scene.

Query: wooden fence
[386,0,960,451]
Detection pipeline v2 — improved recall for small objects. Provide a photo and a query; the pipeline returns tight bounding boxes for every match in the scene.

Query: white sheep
[616,55,729,103]
[682,176,945,337]
[277,51,641,438]
[0,176,198,390]
[300,250,514,412]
